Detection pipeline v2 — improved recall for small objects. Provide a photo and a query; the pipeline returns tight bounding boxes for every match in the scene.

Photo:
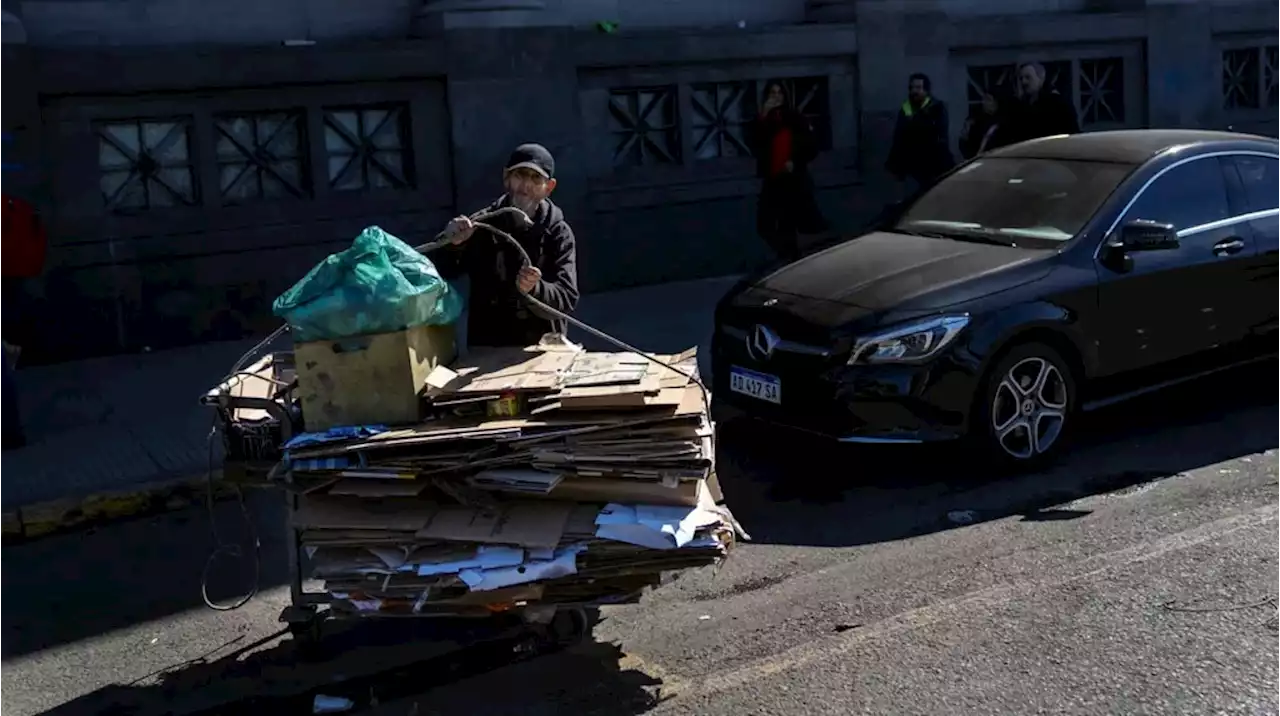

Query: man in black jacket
[886,72,955,194]
[1002,62,1081,144]
[431,143,580,348]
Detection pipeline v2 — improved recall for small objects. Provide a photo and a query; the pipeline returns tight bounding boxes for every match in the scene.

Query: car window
[1231,155,1279,213]
[895,158,1132,244]
[1124,157,1230,231]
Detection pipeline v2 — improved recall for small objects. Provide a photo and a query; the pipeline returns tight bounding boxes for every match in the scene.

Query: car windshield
[894,157,1133,244]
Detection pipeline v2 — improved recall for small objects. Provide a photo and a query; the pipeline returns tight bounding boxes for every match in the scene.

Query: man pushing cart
[200,143,744,656]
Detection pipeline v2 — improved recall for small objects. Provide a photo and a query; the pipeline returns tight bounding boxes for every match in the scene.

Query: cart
[199,348,592,652]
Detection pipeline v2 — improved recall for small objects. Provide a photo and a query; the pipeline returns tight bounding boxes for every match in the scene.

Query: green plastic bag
[272,226,463,343]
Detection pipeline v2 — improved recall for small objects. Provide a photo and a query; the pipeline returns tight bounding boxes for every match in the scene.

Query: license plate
[729,366,781,405]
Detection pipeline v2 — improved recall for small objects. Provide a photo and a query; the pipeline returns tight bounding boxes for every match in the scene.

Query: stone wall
[2,0,1275,363]
[5,0,1122,47]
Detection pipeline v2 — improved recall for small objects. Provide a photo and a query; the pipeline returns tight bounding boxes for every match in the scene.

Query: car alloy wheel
[990,355,1069,460]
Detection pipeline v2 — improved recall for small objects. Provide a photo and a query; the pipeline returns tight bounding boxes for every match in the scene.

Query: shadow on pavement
[5,360,1274,672]
[40,615,659,716]
[2,491,292,660]
[366,641,663,716]
[718,361,1279,548]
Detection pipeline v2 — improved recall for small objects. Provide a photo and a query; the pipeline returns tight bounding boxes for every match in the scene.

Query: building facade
[1,0,1276,362]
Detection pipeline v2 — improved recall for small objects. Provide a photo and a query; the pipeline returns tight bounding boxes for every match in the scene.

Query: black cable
[199,419,262,611]
[198,326,290,612]
[230,324,289,376]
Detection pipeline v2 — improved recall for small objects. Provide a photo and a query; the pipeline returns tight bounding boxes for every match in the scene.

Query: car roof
[988,129,1279,165]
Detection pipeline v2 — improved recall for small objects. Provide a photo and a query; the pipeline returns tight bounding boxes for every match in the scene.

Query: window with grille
[97,118,200,212]
[322,104,414,191]
[608,87,681,167]
[606,76,833,168]
[772,76,833,152]
[690,82,754,160]
[214,110,309,204]
[965,58,1126,127]
[1223,46,1279,110]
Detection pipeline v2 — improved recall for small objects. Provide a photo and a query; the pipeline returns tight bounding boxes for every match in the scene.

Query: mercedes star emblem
[762,298,778,307]
[747,324,781,361]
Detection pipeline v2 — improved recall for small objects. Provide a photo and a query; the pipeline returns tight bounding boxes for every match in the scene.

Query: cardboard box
[295,323,457,431]
[546,475,710,507]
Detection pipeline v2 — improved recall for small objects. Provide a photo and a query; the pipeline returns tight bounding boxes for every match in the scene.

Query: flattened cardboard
[423,364,462,397]
[468,468,563,494]
[416,502,573,549]
[290,388,707,459]
[451,349,576,394]
[545,476,709,507]
[560,370,658,395]
[295,495,437,532]
[564,504,604,537]
[707,470,725,503]
[562,352,649,387]
[329,479,428,498]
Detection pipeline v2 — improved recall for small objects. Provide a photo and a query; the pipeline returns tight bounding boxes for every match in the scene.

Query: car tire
[970,341,1078,472]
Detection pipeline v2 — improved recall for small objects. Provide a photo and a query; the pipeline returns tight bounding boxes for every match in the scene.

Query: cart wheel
[547,607,590,648]
[288,616,325,656]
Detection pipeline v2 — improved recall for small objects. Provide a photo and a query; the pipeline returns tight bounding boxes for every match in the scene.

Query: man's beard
[508,194,539,216]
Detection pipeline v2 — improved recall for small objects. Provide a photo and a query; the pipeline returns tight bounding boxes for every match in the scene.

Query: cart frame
[200,351,332,633]
[199,350,593,643]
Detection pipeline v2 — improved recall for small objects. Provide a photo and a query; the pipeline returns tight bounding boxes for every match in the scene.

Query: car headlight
[848,315,970,365]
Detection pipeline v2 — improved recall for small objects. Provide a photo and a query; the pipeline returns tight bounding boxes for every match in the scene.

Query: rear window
[1233,154,1279,213]
[895,157,1133,243]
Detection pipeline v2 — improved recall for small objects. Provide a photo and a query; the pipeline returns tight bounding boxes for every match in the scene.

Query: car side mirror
[1099,220,1179,273]
[1118,220,1179,252]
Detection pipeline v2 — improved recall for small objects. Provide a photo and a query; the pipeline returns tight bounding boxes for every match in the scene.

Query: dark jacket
[886,96,955,183]
[0,277,31,348]
[429,196,579,348]
[747,108,820,179]
[1002,90,1081,145]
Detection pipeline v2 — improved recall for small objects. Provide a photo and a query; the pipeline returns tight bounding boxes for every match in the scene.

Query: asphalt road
[3,363,1277,716]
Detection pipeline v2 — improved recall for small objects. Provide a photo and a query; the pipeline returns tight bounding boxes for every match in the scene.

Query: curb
[1,467,268,545]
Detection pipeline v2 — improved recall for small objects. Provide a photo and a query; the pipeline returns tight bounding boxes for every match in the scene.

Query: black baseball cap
[505,143,555,179]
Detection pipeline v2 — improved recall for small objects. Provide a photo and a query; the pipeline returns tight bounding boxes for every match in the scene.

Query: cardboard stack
[278,345,745,617]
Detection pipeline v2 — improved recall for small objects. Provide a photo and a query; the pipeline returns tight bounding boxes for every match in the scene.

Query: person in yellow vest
[885,72,955,197]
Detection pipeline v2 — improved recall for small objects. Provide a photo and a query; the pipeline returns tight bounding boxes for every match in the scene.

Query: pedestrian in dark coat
[748,80,829,263]
[886,72,956,192]
[1,194,44,450]
[959,92,1005,159]
[1000,62,1081,145]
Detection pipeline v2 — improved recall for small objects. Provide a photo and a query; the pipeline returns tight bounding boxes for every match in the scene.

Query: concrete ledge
[1,468,263,545]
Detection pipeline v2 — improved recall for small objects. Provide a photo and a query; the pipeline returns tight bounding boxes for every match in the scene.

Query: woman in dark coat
[959,92,1005,160]
[748,80,828,263]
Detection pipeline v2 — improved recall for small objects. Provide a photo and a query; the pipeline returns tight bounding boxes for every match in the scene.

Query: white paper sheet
[459,544,586,592]
[594,503,723,550]
[527,546,555,561]
[415,545,526,576]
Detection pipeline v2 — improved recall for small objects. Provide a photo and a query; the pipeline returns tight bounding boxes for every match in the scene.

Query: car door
[1223,153,1279,342]
[1094,154,1251,375]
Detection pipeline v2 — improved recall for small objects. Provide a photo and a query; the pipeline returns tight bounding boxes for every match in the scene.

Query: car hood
[734,231,1055,328]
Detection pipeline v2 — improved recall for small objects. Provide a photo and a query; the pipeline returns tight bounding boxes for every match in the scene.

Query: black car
[711,129,1278,468]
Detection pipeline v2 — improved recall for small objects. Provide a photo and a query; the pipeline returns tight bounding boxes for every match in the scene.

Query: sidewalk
[1,274,741,536]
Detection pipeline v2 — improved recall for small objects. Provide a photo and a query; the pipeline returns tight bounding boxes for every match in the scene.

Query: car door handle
[1212,238,1246,256]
